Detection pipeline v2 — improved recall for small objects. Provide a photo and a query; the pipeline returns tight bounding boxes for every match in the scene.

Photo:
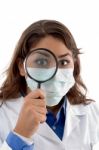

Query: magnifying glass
[24,48,58,88]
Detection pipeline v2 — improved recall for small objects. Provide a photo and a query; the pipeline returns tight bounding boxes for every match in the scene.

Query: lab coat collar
[36,98,87,143]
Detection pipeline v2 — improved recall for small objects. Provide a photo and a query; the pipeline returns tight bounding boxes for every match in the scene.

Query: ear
[18,60,26,76]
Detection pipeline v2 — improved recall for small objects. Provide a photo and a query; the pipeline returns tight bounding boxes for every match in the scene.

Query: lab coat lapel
[36,98,87,145]
[63,99,87,141]
[36,122,61,143]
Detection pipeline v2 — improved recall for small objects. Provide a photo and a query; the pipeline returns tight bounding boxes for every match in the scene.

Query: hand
[14,89,47,138]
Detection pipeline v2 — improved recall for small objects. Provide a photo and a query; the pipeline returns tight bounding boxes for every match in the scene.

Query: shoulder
[71,100,99,117]
[87,101,99,120]
[70,100,99,130]
[0,96,23,108]
[0,97,24,121]
[0,97,24,139]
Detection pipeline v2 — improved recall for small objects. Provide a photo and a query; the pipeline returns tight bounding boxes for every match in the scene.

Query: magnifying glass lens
[25,49,57,82]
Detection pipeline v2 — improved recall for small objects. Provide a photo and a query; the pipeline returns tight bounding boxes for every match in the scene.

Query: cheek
[71,61,74,68]
[69,59,74,69]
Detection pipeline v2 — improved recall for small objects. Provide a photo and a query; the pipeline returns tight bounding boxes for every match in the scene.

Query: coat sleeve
[89,101,99,146]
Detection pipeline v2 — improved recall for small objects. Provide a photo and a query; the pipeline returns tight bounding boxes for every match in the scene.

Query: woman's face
[19,36,74,76]
[32,36,74,69]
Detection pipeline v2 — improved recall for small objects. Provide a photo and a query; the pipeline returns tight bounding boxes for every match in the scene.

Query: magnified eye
[35,58,48,66]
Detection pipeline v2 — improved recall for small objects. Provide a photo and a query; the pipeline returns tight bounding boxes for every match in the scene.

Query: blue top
[46,96,66,140]
[6,96,66,150]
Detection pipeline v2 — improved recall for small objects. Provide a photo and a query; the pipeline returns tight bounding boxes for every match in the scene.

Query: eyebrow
[58,53,72,58]
[36,51,51,57]
[34,51,72,58]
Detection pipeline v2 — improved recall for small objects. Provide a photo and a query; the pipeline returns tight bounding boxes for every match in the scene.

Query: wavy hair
[0,20,92,104]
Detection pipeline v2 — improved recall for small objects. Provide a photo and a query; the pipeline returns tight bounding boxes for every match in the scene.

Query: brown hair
[0,19,92,104]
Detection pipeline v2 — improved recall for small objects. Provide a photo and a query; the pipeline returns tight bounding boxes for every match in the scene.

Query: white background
[0,0,99,148]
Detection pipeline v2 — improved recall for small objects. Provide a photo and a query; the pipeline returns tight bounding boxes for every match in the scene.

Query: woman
[0,20,99,150]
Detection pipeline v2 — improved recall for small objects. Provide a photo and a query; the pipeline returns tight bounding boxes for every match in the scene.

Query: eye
[35,58,48,67]
[59,59,70,68]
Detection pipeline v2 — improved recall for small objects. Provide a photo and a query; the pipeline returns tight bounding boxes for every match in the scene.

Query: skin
[14,36,74,138]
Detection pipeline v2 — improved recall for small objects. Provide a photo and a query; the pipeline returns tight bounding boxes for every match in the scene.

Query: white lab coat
[0,96,99,150]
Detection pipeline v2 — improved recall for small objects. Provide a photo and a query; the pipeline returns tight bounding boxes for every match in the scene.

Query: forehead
[31,36,72,57]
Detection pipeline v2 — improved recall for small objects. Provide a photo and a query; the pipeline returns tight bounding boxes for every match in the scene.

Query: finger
[33,106,47,115]
[30,98,46,107]
[38,113,46,123]
[31,110,46,123]
[26,89,46,99]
